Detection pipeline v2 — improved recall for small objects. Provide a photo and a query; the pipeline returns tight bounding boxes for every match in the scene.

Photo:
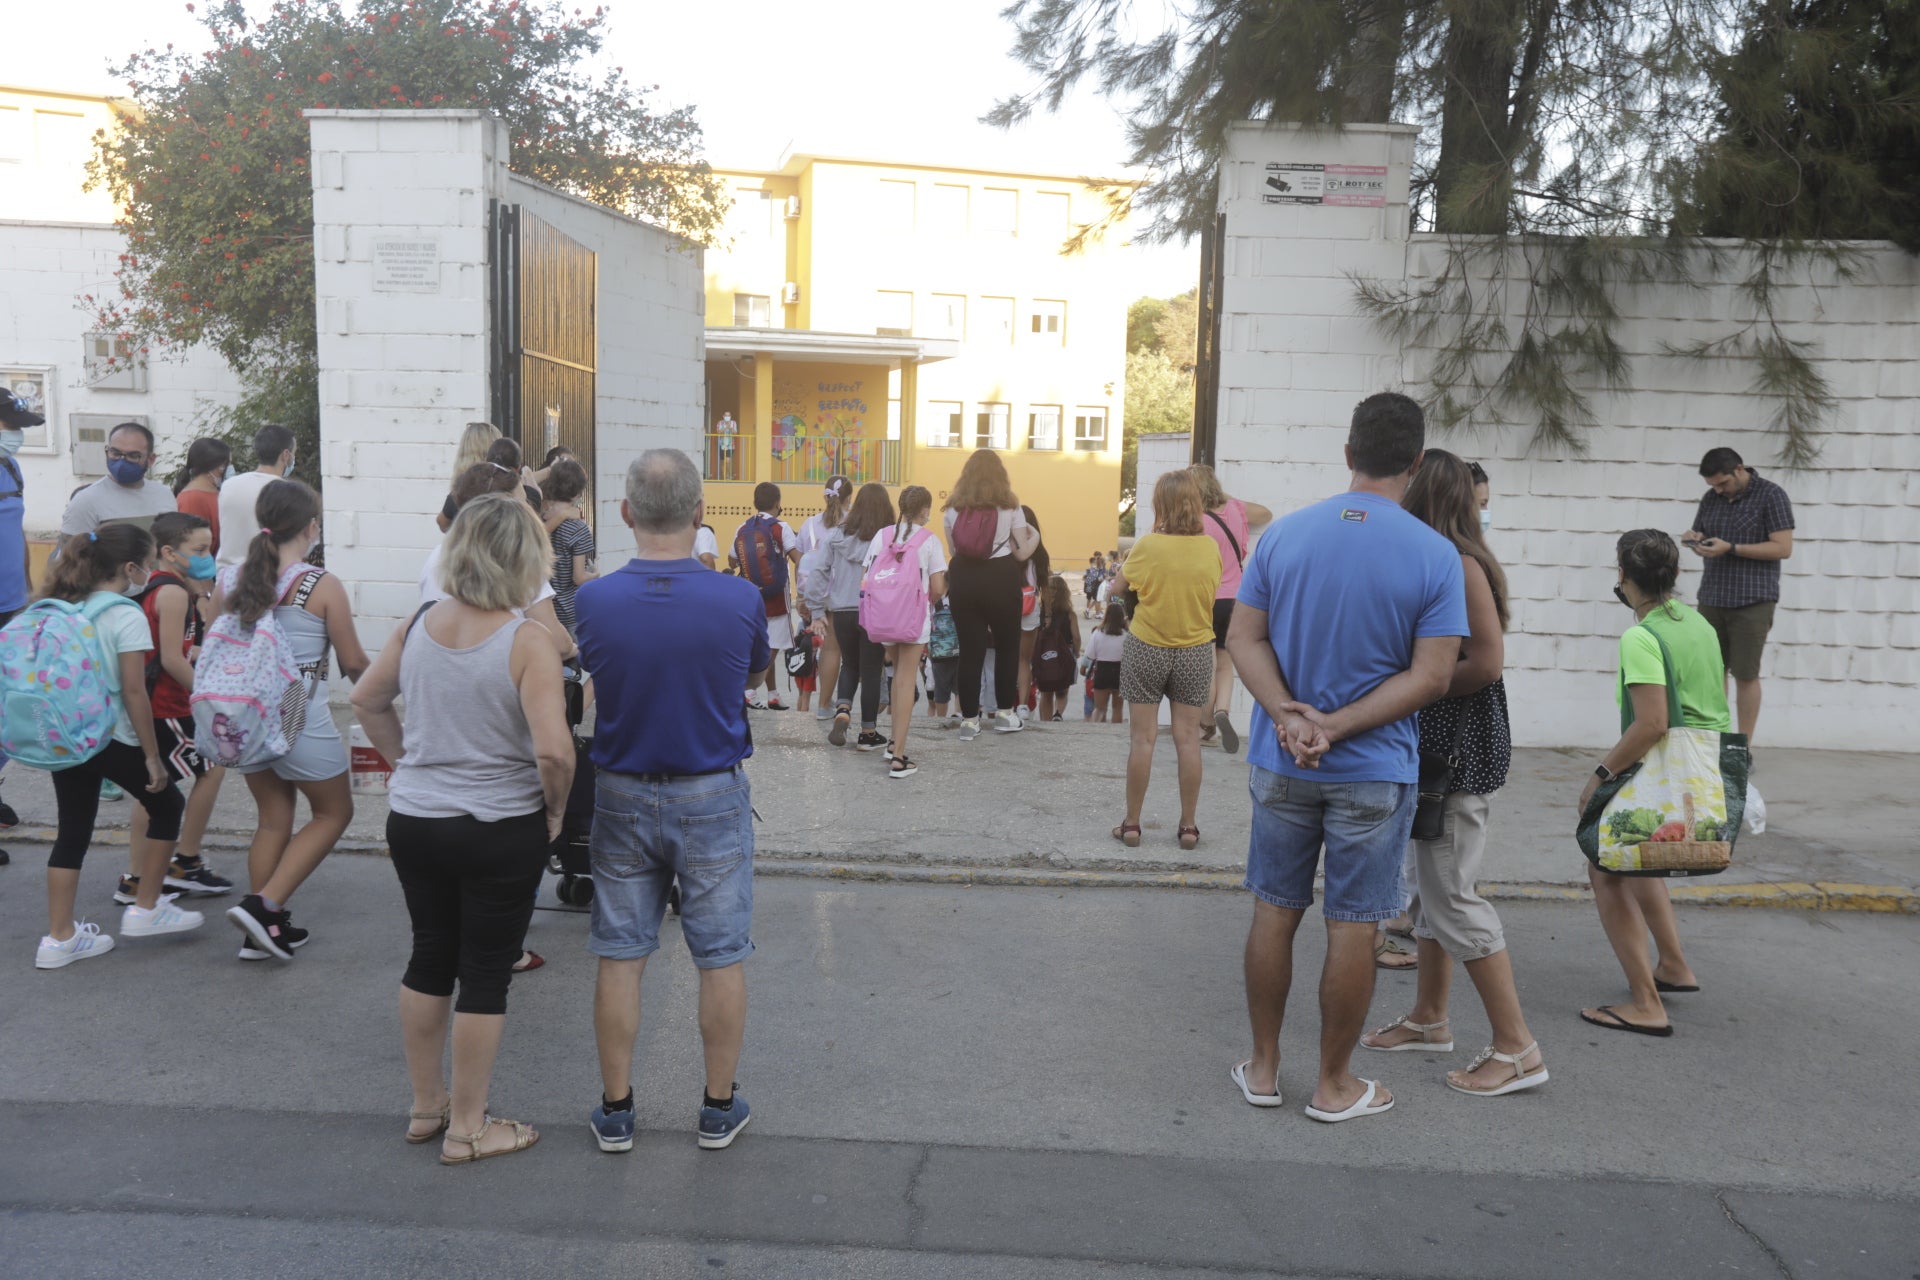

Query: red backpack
[949,508,1004,560]
[732,516,790,617]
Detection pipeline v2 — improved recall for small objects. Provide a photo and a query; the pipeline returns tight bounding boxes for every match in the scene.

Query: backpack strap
[1206,508,1245,566]
[283,569,331,682]
[0,456,22,501]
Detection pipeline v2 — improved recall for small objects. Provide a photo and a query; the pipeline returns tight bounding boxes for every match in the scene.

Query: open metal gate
[489,201,598,499]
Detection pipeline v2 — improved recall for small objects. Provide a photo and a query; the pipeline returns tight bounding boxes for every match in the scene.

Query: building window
[930,183,969,235]
[1028,300,1065,344]
[1028,406,1062,451]
[733,293,771,327]
[928,293,966,340]
[1032,192,1071,240]
[974,403,1010,450]
[725,189,775,241]
[82,332,148,392]
[875,290,914,336]
[980,187,1018,235]
[927,400,962,448]
[980,296,1014,345]
[0,106,25,162]
[877,179,915,230]
[1073,407,1108,452]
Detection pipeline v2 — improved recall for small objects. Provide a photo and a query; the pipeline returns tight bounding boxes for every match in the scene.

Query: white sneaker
[121,894,205,938]
[1015,705,1031,723]
[993,711,1024,734]
[958,718,981,741]
[36,922,115,969]
[945,712,962,726]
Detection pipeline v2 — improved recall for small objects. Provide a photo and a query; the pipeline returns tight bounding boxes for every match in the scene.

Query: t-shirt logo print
[1340,508,1368,523]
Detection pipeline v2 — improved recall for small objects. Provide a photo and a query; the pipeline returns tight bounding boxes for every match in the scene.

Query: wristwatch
[1594,763,1617,783]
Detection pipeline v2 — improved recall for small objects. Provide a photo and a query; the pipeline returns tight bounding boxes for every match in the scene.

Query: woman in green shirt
[1578,530,1731,1038]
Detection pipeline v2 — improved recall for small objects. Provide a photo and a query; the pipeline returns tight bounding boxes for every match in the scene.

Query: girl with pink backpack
[860,486,948,780]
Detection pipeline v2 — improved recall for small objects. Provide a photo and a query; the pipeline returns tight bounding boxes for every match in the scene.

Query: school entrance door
[489,202,598,498]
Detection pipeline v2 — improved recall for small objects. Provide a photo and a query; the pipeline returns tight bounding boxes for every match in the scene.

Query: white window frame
[980,296,1015,346]
[1028,300,1066,344]
[875,290,915,336]
[974,403,1010,450]
[1027,405,1062,452]
[930,183,969,235]
[1073,406,1108,452]
[929,293,966,341]
[733,293,771,327]
[979,187,1018,236]
[1032,191,1072,240]
[877,178,916,231]
[926,400,963,448]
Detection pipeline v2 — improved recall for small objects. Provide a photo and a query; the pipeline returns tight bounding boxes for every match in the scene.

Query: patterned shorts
[1119,632,1214,708]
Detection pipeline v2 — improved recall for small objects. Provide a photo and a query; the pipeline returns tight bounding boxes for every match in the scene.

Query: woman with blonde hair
[352,493,575,1164]
[1188,463,1272,754]
[1109,470,1221,850]
[438,422,501,533]
[942,450,1038,740]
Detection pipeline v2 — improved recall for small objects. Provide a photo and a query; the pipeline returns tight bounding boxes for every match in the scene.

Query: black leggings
[830,608,885,728]
[948,555,1023,719]
[388,810,546,1016]
[49,739,185,870]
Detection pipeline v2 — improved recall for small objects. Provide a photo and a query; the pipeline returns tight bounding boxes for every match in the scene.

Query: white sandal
[1229,1060,1284,1108]
[1361,1015,1453,1053]
[1446,1042,1549,1097]
[1304,1078,1394,1124]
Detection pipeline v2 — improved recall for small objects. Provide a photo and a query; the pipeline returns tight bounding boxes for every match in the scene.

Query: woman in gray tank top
[351,493,575,1166]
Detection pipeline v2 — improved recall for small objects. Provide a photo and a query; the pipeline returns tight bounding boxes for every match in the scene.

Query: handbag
[1576,624,1750,876]
[1411,710,1465,841]
[1021,583,1038,616]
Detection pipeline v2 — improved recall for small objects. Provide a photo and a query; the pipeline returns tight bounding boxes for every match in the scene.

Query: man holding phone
[1684,447,1794,742]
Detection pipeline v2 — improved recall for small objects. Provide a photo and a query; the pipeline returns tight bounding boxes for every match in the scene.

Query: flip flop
[1654,979,1700,994]
[1579,1005,1673,1038]
[1304,1078,1394,1124]
[1229,1060,1284,1108]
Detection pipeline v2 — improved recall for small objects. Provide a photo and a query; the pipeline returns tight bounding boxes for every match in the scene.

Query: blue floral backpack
[928,599,959,661]
[0,595,143,770]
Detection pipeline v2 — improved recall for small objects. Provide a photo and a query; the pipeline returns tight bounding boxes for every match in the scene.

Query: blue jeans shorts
[588,766,755,969]
[1244,766,1415,922]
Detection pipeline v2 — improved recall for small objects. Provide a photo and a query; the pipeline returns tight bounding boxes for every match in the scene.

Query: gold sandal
[440,1115,540,1165]
[405,1102,450,1145]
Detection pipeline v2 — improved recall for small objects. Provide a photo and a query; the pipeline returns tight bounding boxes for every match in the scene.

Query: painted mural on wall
[769,367,889,483]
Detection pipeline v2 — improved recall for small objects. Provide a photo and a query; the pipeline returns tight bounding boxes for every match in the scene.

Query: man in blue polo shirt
[1224,392,1466,1125]
[576,448,769,1154]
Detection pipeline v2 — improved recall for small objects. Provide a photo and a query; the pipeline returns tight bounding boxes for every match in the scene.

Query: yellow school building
[701,151,1134,562]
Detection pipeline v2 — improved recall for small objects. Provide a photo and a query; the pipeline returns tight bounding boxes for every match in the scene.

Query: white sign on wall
[1263,163,1388,207]
[372,236,442,293]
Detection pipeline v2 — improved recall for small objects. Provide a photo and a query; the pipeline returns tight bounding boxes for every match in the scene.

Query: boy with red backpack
[729,482,801,711]
[114,511,233,906]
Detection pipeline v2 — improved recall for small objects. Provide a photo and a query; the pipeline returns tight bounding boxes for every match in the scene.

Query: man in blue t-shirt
[1224,391,1467,1124]
[576,448,769,1155]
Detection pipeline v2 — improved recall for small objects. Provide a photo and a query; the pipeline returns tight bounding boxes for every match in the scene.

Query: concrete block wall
[1215,122,1920,752]
[503,175,704,562]
[308,109,500,651]
[0,220,243,534]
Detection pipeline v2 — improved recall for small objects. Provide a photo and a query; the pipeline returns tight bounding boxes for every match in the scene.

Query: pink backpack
[859,526,936,644]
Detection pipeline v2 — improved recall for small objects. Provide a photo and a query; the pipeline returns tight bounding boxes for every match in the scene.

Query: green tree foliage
[1127,295,1167,353]
[1682,0,1920,251]
[990,1,1910,464]
[85,0,725,463]
[1121,297,1197,517]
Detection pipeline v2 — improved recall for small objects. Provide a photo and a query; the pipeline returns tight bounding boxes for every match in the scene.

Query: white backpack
[191,566,326,769]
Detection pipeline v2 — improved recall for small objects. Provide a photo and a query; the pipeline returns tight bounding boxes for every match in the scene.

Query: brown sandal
[1112,823,1142,848]
[405,1101,450,1145]
[1373,933,1418,971]
[440,1115,540,1165]
[1178,825,1200,850]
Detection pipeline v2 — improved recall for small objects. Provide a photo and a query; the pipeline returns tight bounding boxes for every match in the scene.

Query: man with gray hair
[575,449,769,1154]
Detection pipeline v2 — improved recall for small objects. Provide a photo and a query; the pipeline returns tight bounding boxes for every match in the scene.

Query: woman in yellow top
[1110,470,1222,850]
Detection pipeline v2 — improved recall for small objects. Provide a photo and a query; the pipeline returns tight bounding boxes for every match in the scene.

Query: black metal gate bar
[488,199,522,440]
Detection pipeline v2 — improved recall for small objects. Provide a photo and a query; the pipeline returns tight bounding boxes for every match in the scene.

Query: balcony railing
[772,436,901,487]
[702,432,753,482]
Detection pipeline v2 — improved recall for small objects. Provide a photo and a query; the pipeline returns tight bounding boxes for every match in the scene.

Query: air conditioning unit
[784,195,802,220]
[781,282,801,305]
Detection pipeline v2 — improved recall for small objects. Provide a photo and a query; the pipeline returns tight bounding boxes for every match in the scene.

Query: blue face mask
[0,429,22,458]
[107,457,146,486]
[184,552,218,581]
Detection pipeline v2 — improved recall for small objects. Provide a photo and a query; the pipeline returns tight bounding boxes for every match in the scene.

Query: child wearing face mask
[112,512,235,907]
[19,525,203,968]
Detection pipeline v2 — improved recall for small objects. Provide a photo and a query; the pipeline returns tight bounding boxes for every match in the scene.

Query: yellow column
[897,359,918,485]
[753,352,775,485]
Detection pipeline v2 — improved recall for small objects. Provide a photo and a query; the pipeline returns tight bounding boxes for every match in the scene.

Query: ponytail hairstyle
[484,437,522,473]
[228,479,320,626]
[38,525,155,604]
[452,461,521,510]
[173,437,232,495]
[820,475,852,530]
[896,484,933,530]
[1616,529,1683,619]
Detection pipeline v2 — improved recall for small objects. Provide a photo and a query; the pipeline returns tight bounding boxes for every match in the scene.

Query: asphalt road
[0,853,1914,1279]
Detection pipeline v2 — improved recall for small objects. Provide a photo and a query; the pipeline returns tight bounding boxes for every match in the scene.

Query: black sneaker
[226,894,294,960]
[113,874,141,906]
[165,857,235,897]
[239,915,309,960]
[854,730,886,752]
[0,799,19,829]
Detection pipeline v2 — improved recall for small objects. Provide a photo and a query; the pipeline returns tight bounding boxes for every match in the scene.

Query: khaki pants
[1406,791,1506,962]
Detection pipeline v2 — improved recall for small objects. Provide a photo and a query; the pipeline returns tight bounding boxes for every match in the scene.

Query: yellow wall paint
[0,85,122,224]
[704,154,1134,562]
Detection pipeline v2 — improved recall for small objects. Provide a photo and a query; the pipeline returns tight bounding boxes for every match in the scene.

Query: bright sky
[25,0,1201,298]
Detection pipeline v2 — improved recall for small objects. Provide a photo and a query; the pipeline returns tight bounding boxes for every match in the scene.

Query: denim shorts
[1244,766,1415,922]
[588,766,755,969]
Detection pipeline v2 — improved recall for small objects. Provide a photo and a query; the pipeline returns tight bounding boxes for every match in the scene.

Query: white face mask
[1479,508,1493,532]
[121,568,151,598]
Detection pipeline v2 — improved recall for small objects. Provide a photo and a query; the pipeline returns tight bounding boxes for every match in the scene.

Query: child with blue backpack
[1,525,203,969]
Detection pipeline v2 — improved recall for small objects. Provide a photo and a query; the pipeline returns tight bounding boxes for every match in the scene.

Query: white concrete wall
[0,219,243,535]
[504,175,705,560]
[1215,121,1920,752]
[309,109,704,656]
[1135,431,1192,515]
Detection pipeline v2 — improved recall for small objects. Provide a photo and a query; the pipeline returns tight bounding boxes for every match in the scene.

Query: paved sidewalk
[2,704,1913,909]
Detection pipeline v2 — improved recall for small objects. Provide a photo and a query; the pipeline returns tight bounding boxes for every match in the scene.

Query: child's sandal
[1178,825,1200,850]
